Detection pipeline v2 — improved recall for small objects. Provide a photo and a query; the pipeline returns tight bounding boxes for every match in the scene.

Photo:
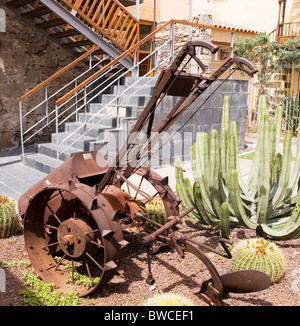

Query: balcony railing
[270,21,300,44]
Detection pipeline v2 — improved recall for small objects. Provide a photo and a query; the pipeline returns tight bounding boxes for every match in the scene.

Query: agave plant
[175,95,300,240]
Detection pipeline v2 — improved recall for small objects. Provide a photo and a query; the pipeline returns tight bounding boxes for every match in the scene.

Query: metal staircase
[1,0,139,70]
[25,75,158,173]
[15,18,229,173]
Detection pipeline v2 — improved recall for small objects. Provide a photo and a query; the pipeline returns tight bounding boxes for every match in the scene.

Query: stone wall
[154,15,213,74]
[0,4,86,150]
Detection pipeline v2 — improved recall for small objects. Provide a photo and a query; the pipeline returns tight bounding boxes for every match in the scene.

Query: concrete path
[0,133,297,202]
[0,150,46,200]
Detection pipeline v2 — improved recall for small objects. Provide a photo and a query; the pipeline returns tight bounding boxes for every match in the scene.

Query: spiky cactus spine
[143,292,195,306]
[0,195,21,238]
[230,238,285,283]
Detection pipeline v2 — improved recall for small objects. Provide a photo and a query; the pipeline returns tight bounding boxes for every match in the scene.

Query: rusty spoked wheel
[121,167,180,224]
[23,184,124,297]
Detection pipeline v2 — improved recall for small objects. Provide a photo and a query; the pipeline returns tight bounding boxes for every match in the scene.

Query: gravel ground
[0,218,299,307]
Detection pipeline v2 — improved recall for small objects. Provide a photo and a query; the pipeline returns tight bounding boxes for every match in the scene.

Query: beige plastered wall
[127,0,297,34]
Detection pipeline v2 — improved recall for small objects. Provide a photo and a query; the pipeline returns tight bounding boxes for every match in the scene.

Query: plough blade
[219,270,272,294]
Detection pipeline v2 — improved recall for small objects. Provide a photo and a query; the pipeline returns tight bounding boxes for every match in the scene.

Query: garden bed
[0,218,299,306]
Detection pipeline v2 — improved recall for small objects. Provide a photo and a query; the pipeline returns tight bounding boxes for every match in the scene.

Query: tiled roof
[213,20,259,33]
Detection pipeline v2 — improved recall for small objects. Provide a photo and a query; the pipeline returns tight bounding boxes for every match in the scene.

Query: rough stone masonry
[0,4,86,150]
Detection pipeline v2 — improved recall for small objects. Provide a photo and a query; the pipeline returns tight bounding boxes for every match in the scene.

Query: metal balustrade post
[45,85,49,124]
[19,101,25,163]
[230,32,234,79]
[170,21,175,65]
[84,86,87,132]
[75,80,78,122]
[55,104,59,166]
[116,78,120,129]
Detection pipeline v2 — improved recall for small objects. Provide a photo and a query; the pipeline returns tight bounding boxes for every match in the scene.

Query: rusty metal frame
[18,40,273,306]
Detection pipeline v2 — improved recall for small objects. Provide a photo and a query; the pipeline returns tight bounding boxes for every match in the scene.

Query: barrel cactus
[0,195,21,238]
[143,292,195,306]
[145,196,167,225]
[230,238,285,283]
[175,95,300,240]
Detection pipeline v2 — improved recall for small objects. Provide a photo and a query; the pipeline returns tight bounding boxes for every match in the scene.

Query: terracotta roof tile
[213,20,259,33]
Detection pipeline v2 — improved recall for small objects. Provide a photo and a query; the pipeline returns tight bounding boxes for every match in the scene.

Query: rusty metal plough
[18,41,271,306]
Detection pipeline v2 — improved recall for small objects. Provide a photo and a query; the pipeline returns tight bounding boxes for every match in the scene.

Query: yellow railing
[59,0,139,54]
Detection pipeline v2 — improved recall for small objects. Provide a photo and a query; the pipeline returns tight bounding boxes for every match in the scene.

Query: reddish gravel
[0,220,299,306]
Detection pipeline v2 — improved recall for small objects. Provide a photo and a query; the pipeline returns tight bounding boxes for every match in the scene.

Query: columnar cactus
[175,95,300,240]
[230,238,285,283]
[0,195,21,238]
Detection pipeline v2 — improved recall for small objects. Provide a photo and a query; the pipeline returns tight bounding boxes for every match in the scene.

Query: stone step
[64,122,112,138]
[100,94,152,107]
[88,103,138,117]
[51,132,99,151]
[37,142,80,161]
[122,76,158,87]
[78,112,118,127]
[23,77,158,173]
[24,153,64,174]
[112,83,156,96]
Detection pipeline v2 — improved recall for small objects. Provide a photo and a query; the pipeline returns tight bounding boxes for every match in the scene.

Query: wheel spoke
[134,176,144,201]
[71,259,75,283]
[45,224,58,230]
[86,252,103,271]
[42,241,60,250]
[84,256,92,280]
[54,253,66,271]
[46,203,62,225]
[90,240,104,248]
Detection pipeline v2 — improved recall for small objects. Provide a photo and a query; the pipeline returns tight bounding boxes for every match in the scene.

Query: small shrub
[19,271,82,306]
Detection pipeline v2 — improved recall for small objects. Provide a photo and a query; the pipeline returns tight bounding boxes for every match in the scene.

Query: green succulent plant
[230,238,285,283]
[145,196,167,225]
[143,292,195,306]
[175,95,300,240]
[0,195,21,238]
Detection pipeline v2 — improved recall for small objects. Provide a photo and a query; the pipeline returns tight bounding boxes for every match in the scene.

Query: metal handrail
[20,18,236,166]
[56,41,172,158]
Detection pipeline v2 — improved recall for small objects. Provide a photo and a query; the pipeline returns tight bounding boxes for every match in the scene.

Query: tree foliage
[234,33,300,97]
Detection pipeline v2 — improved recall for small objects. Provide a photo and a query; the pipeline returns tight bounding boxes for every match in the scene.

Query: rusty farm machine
[18,41,272,306]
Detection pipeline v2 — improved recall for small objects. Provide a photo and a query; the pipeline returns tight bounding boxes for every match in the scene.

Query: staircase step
[112,84,156,96]
[88,103,137,117]
[37,142,80,162]
[78,112,118,127]
[51,132,99,151]
[24,153,64,174]
[64,122,112,138]
[49,29,81,39]
[21,5,51,18]
[35,17,65,29]
[100,94,152,106]
[123,76,158,87]
[6,0,33,7]
[62,39,94,48]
